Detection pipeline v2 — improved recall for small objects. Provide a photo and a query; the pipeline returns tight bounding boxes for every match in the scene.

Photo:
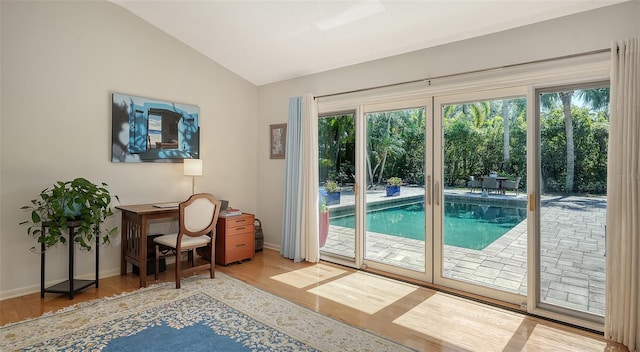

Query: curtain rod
[314,48,611,100]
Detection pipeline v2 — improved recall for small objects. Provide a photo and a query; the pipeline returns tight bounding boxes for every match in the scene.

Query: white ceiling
[110,0,626,86]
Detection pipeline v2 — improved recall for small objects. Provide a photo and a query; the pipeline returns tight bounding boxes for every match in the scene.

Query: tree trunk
[366,151,374,189]
[332,126,341,180]
[502,100,510,173]
[560,91,574,193]
[377,151,388,186]
[375,115,393,186]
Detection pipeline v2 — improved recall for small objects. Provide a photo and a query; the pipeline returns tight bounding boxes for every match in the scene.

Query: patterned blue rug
[1,273,414,351]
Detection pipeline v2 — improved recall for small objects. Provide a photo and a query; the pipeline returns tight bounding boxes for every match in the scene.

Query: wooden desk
[115,203,179,287]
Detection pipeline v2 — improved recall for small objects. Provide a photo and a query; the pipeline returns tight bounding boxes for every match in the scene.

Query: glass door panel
[319,112,356,261]
[536,84,609,324]
[315,81,608,331]
[435,89,528,305]
[363,104,427,275]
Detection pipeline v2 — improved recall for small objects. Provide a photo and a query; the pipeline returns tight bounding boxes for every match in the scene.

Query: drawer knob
[236,243,246,248]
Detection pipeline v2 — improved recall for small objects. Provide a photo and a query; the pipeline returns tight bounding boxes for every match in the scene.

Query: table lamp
[183,159,203,194]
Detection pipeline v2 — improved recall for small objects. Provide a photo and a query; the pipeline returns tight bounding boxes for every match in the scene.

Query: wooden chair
[503,177,521,195]
[153,193,222,289]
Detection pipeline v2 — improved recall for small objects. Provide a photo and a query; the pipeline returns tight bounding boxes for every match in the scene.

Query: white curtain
[605,37,640,352]
[281,94,320,262]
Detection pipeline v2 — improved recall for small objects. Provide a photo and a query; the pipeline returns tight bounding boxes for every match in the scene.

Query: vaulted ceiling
[110,1,626,86]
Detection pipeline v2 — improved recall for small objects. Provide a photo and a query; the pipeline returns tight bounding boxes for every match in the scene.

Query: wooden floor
[0,248,628,352]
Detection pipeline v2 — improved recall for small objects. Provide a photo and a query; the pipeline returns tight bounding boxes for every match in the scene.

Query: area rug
[1,272,414,351]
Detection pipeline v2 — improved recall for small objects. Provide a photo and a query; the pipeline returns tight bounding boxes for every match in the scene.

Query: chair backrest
[179,193,222,238]
[505,177,521,188]
[482,177,498,189]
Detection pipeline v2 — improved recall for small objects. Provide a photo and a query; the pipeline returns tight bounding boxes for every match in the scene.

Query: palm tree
[502,99,510,173]
[541,91,577,192]
[465,101,490,128]
[541,88,609,193]
[465,101,491,175]
[366,111,406,188]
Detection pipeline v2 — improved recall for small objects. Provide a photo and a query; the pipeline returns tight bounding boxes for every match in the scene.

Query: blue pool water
[330,202,527,250]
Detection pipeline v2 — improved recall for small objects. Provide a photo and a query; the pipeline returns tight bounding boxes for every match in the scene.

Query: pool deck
[321,186,606,316]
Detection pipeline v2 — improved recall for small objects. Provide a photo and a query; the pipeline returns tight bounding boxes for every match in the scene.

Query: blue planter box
[386,185,400,197]
[326,192,341,205]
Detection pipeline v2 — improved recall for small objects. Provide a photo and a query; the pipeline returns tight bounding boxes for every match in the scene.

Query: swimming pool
[330,201,527,250]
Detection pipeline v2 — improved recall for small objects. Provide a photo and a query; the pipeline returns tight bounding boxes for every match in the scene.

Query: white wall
[0,1,258,298]
[256,1,640,250]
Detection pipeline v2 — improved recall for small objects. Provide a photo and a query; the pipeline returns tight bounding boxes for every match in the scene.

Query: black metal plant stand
[40,220,99,299]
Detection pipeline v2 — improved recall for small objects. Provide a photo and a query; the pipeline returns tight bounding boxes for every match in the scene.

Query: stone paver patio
[320,186,606,316]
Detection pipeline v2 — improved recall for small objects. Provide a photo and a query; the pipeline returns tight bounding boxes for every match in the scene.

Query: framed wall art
[111,93,200,163]
[270,123,286,159]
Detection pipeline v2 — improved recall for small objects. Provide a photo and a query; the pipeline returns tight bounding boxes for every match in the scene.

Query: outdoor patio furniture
[481,177,500,194]
[502,177,521,195]
[468,176,482,193]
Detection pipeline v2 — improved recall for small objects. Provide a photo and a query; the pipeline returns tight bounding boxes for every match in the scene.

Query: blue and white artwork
[111,93,200,163]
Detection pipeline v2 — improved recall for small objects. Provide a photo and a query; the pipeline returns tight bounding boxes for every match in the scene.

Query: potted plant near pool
[19,177,119,251]
[318,189,329,247]
[386,177,402,197]
[325,180,340,205]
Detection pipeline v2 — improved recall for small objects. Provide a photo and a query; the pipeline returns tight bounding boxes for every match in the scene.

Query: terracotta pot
[319,210,329,247]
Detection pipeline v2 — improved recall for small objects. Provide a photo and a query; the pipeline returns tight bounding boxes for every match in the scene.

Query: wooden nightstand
[215,213,255,265]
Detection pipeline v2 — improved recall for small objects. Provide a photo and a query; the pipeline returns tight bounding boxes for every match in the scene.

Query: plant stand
[40,220,99,299]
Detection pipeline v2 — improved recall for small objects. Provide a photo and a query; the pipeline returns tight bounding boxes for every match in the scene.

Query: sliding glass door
[318,111,357,263]
[316,77,609,331]
[434,88,528,305]
[532,83,609,328]
[318,99,432,280]
[361,100,431,280]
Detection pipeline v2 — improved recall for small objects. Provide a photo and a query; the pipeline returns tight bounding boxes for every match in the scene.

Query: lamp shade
[183,159,203,176]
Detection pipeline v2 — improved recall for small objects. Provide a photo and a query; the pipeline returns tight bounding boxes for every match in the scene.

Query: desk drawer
[215,213,255,265]
[225,224,253,236]
[225,215,253,228]
[225,232,254,263]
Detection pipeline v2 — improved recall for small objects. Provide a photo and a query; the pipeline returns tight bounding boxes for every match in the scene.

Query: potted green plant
[20,177,119,251]
[386,177,402,197]
[324,180,341,205]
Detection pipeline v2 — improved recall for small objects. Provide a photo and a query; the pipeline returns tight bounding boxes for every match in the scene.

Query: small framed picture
[270,123,287,159]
